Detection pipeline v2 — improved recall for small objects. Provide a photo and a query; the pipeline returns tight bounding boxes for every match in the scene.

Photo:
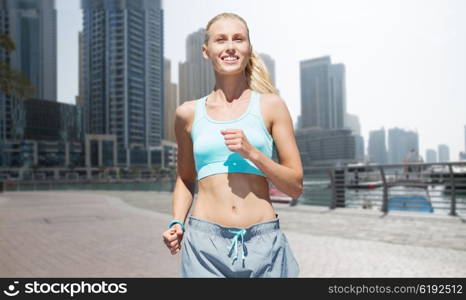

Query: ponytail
[246,50,277,94]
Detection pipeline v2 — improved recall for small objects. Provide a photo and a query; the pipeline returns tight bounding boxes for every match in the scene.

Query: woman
[162,12,303,278]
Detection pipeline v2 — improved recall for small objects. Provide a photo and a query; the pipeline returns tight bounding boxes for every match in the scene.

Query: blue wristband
[168,220,185,232]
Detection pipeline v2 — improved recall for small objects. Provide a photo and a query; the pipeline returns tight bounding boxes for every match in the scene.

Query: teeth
[223,56,238,61]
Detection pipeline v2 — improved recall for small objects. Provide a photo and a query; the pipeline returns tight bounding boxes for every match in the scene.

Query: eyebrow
[214,33,246,38]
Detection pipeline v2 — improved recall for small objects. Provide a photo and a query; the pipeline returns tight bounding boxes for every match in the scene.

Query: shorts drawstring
[227,229,246,264]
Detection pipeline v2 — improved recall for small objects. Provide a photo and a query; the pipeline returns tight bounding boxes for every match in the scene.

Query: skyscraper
[81,0,164,166]
[77,31,84,108]
[438,144,450,162]
[164,58,178,143]
[344,114,364,161]
[295,127,356,167]
[0,0,57,141]
[345,114,361,135]
[388,128,419,164]
[178,28,214,103]
[368,128,387,164]
[0,0,57,100]
[300,56,346,130]
[425,149,437,163]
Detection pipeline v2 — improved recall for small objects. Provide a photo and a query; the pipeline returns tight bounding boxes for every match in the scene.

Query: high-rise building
[259,53,275,86]
[81,0,164,167]
[438,144,450,162]
[178,28,214,103]
[460,152,466,161]
[0,99,84,168]
[76,31,84,107]
[164,58,178,143]
[298,56,352,166]
[345,114,361,135]
[368,128,387,164]
[354,135,365,162]
[295,127,356,167]
[295,115,302,130]
[0,0,57,141]
[388,128,419,164]
[344,114,364,161]
[300,56,346,130]
[0,0,57,100]
[425,149,437,163]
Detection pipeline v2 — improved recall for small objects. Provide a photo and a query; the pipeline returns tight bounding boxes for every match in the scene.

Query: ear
[202,44,209,60]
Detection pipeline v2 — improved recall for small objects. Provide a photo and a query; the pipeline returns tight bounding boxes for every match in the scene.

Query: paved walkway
[0,191,180,277]
[1,191,465,277]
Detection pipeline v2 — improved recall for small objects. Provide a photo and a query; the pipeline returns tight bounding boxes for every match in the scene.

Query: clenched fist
[162,224,184,255]
[220,128,256,159]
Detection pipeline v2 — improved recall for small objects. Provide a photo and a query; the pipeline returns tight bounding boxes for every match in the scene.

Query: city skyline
[56,0,466,160]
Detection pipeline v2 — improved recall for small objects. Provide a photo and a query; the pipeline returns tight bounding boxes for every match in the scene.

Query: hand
[162,224,184,255]
[220,128,256,159]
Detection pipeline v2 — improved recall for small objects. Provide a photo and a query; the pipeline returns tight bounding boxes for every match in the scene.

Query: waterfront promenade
[1,190,466,277]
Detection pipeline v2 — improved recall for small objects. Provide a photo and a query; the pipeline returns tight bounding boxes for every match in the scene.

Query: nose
[225,40,236,52]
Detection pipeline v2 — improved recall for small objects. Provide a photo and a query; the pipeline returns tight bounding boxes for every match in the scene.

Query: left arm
[221,94,303,199]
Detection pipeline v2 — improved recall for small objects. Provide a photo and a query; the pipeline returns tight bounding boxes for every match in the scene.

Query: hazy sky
[57,0,466,160]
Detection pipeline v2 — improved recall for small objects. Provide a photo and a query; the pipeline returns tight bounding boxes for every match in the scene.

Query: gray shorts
[181,216,300,278]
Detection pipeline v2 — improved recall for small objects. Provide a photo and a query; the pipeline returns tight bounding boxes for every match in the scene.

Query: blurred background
[1,0,466,279]
[0,0,465,212]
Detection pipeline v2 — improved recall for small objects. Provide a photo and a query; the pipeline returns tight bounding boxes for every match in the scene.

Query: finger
[170,245,180,253]
[174,226,184,236]
[227,145,240,151]
[220,129,241,134]
[163,229,176,240]
[223,134,241,140]
[164,235,177,243]
[169,240,179,247]
[225,138,242,144]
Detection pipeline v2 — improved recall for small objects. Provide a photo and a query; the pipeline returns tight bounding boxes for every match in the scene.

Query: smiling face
[202,17,252,76]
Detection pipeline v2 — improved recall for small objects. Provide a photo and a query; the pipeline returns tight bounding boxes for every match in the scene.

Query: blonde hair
[204,13,277,94]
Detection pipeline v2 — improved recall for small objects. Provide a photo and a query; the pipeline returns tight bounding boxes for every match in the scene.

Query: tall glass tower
[0,0,57,141]
[81,0,164,166]
[300,56,346,130]
[178,28,214,103]
[368,128,388,164]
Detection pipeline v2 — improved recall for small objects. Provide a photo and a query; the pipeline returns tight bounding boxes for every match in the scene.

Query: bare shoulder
[260,93,291,121]
[175,100,197,129]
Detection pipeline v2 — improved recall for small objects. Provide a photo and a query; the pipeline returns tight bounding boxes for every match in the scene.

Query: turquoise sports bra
[191,90,274,181]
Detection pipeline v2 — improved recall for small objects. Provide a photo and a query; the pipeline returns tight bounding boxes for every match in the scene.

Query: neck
[211,72,250,103]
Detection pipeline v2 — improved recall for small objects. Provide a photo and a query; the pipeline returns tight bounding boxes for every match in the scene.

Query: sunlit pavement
[1,191,465,277]
[0,191,179,277]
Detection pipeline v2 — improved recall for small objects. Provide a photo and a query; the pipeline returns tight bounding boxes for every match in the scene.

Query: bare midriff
[191,172,277,228]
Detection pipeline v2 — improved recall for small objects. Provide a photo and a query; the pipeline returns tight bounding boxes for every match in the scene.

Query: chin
[219,69,244,76]
[217,65,246,75]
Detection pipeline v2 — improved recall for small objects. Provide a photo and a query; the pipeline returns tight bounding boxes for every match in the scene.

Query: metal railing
[301,162,466,217]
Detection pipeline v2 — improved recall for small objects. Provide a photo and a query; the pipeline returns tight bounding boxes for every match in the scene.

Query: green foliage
[0,33,35,99]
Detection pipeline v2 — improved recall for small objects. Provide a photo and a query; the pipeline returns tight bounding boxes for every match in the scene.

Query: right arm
[171,102,197,223]
[162,102,197,255]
